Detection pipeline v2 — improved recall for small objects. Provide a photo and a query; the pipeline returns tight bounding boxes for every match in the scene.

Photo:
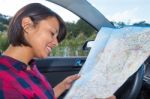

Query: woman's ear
[21,17,34,33]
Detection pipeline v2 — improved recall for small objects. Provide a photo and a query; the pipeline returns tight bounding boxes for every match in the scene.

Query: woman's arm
[53,74,80,98]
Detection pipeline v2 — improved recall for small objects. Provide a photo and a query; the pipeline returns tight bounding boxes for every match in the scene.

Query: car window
[0,1,96,57]
[48,2,97,56]
[87,0,150,25]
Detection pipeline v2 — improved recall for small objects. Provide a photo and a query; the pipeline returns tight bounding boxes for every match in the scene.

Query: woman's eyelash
[48,31,53,35]
[50,31,55,36]
[52,33,55,36]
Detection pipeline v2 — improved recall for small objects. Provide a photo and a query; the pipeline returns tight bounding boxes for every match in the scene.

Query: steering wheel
[114,64,145,99]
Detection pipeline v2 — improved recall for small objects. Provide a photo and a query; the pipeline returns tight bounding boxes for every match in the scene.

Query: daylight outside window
[0,0,149,57]
[87,0,150,26]
[0,0,97,57]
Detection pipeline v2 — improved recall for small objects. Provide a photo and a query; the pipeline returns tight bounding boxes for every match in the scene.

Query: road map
[65,26,150,99]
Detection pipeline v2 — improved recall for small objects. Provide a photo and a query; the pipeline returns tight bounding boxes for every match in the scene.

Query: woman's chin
[37,53,49,59]
[43,54,49,58]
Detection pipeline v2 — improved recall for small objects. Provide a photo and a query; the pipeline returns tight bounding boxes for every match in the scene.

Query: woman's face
[25,16,59,58]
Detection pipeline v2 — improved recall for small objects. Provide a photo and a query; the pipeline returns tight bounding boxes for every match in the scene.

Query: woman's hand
[53,74,80,98]
[107,95,116,99]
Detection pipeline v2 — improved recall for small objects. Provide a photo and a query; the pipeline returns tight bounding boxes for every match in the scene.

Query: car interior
[0,0,149,99]
[36,0,150,99]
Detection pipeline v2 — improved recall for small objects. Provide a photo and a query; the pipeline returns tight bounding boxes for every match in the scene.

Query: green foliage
[51,32,96,56]
[0,32,9,51]
[0,13,150,56]
[0,14,9,51]
[65,19,96,39]
[0,13,9,32]
[75,19,95,37]
[50,19,96,56]
[0,23,8,31]
[133,21,150,27]
[0,14,9,25]
[0,16,96,56]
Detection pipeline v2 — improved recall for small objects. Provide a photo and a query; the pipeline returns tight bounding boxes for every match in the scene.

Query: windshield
[87,0,150,25]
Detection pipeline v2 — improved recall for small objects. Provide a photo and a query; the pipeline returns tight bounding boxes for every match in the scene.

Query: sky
[88,0,150,24]
[0,0,149,24]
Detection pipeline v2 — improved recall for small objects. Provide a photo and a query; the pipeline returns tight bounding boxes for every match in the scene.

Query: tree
[75,19,96,37]
[133,21,150,27]
[0,33,9,51]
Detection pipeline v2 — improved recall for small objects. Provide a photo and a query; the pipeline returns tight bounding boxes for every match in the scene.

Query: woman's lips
[46,46,52,53]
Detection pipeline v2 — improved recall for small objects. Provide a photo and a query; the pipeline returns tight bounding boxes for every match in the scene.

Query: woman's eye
[48,31,54,36]
[51,32,55,36]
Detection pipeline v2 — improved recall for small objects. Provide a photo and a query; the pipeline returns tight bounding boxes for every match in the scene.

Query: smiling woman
[0,0,97,57]
[0,3,80,99]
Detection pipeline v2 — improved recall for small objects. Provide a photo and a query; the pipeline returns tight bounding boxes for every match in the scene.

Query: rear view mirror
[82,40,94,50]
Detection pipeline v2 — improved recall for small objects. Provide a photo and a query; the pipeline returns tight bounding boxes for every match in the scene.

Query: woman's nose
[52,37,58,47]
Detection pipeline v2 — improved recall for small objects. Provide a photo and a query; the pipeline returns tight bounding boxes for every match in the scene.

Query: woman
[0,3,80,99]
[0,3,116,99]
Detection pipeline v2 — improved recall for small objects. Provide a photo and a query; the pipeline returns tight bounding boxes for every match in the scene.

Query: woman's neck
[3,45,34,65]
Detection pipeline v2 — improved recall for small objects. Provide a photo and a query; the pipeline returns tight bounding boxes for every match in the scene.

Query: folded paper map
[64,26,150,99]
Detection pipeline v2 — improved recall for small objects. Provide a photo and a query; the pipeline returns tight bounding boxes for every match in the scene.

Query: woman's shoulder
[0,56,12,80]
[0,56,10,71]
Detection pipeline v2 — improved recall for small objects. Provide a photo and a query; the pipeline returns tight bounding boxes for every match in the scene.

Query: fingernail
[77,74,81,77]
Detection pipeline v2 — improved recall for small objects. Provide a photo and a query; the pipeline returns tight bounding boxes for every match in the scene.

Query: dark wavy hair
[8,3,66,46]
